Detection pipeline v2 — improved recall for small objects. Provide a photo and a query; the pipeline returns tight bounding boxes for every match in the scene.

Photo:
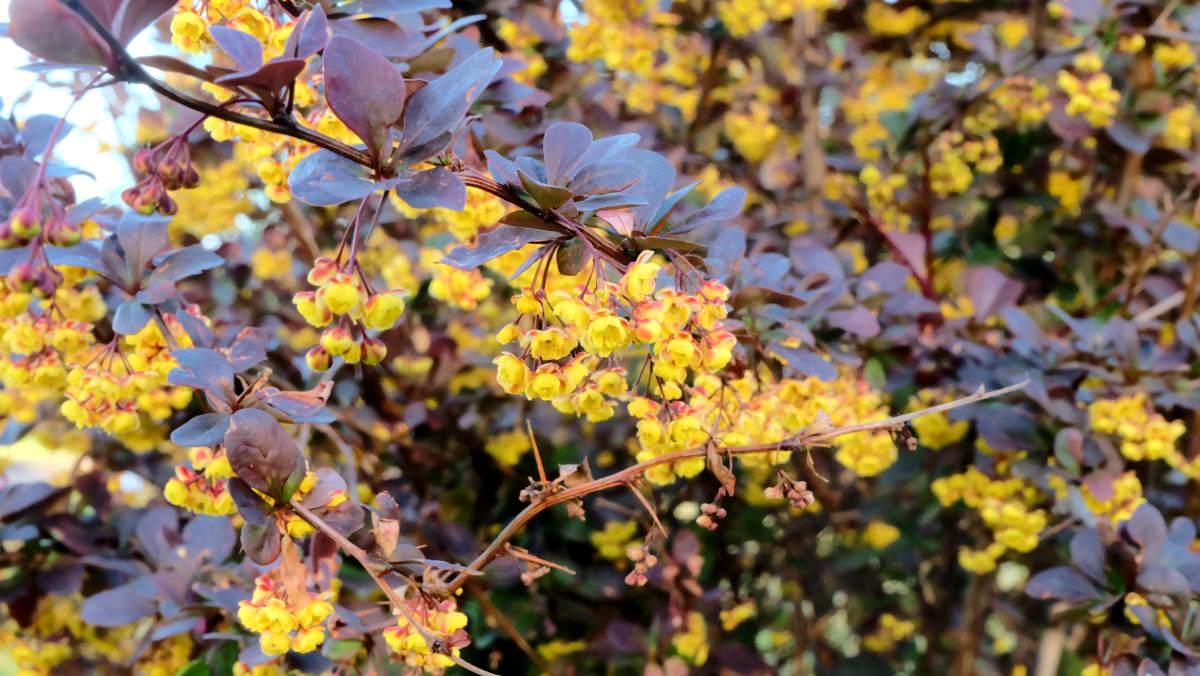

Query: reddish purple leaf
[9,0,112,67]
[324,35,406,154]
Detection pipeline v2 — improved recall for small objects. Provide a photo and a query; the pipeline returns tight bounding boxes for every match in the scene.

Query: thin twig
[438,380,1029,593]
[289,500,499,676]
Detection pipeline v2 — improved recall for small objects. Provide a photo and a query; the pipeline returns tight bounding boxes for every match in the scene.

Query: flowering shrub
[0,0,1199,673]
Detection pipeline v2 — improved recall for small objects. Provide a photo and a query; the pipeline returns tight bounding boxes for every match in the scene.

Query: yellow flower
[621,251,661,301]
[259,631,292,656]
[582,313,631,357]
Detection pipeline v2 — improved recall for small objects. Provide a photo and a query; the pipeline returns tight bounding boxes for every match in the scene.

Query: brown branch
[437,380,1029,594]
[289,500,499,676]
[63,0,372,166]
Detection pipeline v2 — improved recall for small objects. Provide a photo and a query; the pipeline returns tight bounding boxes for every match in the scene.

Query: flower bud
[305,345,332,371]
[158,194,178,216]
[182,165,201,189]
[361,336,387,365]
[45,218,82,247]
[320,326,355,356]
[9,205,42,240]
[133,148,155,174]
[307,257,339,286]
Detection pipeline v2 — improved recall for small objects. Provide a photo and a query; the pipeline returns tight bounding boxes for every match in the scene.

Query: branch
[62,0,372,166]
[289,500,499,676]
[438,379,1029,593]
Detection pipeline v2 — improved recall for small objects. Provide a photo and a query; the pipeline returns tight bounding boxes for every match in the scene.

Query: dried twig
[438,379,1029,594]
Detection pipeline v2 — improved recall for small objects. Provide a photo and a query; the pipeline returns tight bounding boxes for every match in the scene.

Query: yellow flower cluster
[933,463,1045,573]
[393,188,509,242]
[970,76,1051,133]
[1089,393,1186,463]
[237,573,334,656]
[590,519,641,561]
[671,611,709,666]
[170,0,287,56]
[566,1,708,119]
[928,131,1003,197]
[59,317,194,437]
[496,18,548,84]
[724,101,783,164]
[713,0,840,38]
[484,428,532,467]
[294,256,407,369]
[864,2,929,36]
[428,256,493,311]
[1057,70,1121,128]
[494,252,734,428]
[908,389,971,450]
[862,612,916,652]
[169,160,251,240]
[1153,41,1197,71]
[636,365,894,485]
[163,446,237,516]
[382,598,470,669]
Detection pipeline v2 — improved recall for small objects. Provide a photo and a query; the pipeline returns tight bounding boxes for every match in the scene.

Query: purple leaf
[224,408,306,497]
[284,6,328,59]
[624,148,676,230]
[264,386,336,424]
[518,170,573,209]
[1126,503,1167,562]
[857,261,910,300]
[115,212,170,274]
[968,266,1024,321]
[400,47,501,159]
[392,167,466,210]
[80,578,158,627]
[21,115,73,159]
[769,343,837,381]
[210,25,263,71]
[170,412,232,447]
[0,245,35,276]
[542,121,593,184]
[111,0,175,44]
[225,326,269,372]
[288,149,378,206]
[568,161,642,196]
[329,17,419,58]
[1069,528,1106,584]
[44,242,112,278]
[135,506,178,565]
[112,300,153,335]
[147,245,223,286]
[440,226,551,270]
[0,482,63,519]
[675,186,746,233]
[9,0,112,67]
[1025,566,1103,602]
[826,306,881,338]
[167,348,234,397]
[324,35,406,154]
[182,515,236,563]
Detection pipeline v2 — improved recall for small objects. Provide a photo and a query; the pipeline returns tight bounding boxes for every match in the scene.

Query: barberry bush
[0,0,1199,673]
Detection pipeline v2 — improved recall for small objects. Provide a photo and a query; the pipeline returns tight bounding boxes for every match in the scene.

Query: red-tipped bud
[361,337,387,365]
[10,204,42,240]
[35,266,62,296]
[157,194,178,216]
[9,260,37,292]
[307,257,340,286]
[133,148,155,174]
[305,345,332,371]
[182,166,200,189]
[45,218,82,247]
[121,186,140,208]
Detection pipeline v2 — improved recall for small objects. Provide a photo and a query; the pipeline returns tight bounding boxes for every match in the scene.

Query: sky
[1,2,160,202]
